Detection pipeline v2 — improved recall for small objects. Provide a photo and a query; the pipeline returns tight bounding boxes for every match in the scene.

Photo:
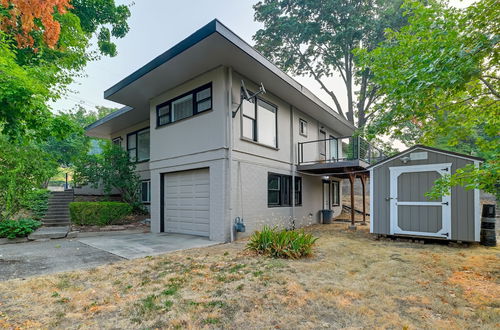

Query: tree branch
[289,42,347,119]
[479,77,500,98]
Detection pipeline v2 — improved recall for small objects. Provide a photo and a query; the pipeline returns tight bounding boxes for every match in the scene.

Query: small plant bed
[0,219,42,239]
[246,226,318,258]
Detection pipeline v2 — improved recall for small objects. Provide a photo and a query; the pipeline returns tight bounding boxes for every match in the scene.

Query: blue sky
[52,0,474,116]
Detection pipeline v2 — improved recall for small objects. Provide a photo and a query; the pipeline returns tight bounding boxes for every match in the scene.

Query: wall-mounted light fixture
[400,156,410,164]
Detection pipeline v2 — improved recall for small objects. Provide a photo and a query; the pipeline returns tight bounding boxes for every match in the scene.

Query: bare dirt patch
[0,223,498,329]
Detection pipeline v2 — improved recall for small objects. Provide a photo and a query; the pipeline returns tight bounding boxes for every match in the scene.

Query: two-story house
[85,20,383,242]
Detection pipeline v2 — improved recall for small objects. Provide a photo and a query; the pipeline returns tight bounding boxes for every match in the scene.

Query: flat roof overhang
[297,160,370,178]
[87,19,356,138]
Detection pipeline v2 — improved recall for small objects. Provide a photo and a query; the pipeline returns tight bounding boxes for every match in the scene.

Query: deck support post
[348,173,356,230]
[360,174,367,226]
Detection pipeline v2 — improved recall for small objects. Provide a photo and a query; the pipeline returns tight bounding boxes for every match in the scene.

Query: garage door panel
[164,168,210,237]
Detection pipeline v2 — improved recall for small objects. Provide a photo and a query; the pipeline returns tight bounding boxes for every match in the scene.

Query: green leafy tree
[253,0,407,126]
[74,143,143,211]
[0,0,131,139]
[0,136,58,219]
[41,106,117,166]
[357,0,499,198]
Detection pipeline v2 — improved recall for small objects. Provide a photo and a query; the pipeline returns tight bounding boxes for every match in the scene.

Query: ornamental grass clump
[246,226,318,259]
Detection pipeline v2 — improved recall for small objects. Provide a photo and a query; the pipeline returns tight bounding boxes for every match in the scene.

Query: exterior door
[329,135,338,161]
[322,180,330,210]
[164,168,210,237]
[389,163,452,239]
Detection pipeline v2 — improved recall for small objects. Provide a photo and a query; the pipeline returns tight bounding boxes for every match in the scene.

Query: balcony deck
[297,159,370,177]
[297,136,386,228]
[297,136,386,178]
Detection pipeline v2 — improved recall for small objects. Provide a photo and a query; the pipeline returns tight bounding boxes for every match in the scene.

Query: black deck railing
[298,136,386,166]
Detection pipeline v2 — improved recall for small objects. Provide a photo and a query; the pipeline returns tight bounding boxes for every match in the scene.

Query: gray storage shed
[369,145,483,242]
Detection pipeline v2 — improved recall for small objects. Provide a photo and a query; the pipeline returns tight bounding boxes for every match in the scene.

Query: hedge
[69,202,133,226]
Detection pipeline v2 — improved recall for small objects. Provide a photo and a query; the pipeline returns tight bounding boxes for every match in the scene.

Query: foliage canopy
[357,0,499,198]
[253,0,407,126]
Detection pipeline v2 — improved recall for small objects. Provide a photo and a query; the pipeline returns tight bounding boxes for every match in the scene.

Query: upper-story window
[242,91,277,148]
[127,128,150,162]
[299,119,308,137]
[156,83,212,127]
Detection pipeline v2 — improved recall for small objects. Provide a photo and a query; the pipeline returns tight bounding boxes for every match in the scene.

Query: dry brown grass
[1,223,499,329]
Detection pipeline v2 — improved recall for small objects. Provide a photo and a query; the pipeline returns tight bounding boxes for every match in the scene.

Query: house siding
[228,71,344,238]
[148,66,230,242]
[372,147,476,241]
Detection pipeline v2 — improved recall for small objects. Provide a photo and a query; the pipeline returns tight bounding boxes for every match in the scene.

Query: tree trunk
[345,52,354,123]
[357,69,369,128]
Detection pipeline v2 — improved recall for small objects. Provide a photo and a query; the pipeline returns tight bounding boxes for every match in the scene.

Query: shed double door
[389,163,451,239]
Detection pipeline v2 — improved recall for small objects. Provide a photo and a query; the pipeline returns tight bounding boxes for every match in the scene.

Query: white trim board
[474,160,481,242]
[369,168,374,233]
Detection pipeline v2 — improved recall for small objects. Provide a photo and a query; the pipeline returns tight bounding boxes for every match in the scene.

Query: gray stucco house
[85,20,381,242]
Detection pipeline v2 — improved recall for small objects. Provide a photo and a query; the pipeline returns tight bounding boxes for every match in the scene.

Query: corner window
[242,89,277,148]
[127,128,150,162]
[141,180,151,203]
[299,119,308,137]
[268,173,301,207]
[112,137,122,147]
[332,181,340,206]
[156,83,212,127]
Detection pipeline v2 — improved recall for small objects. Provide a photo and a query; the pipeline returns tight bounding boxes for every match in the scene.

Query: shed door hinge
[442,202,449,205]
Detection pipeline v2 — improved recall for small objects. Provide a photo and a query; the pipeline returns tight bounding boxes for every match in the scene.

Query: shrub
[20,189,50,220]
[0,219,42,239]
[69,202,133,226]
[246,226,318,259]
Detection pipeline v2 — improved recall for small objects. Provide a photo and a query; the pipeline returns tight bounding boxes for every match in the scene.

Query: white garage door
[164,168,210,237]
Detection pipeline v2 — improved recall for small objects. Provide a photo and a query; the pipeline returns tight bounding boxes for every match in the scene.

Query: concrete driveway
[0,232,219,281]
[77,233,218,259]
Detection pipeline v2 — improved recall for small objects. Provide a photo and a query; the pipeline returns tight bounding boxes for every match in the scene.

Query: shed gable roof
[369,145,484,169]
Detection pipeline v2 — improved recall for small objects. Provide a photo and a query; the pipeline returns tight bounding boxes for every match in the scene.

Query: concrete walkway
[0,240,122,281]
[0,232,220,281]
[77,233,219,259]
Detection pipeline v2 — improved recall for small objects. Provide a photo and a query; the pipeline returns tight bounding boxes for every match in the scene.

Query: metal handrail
[297,136,386,166]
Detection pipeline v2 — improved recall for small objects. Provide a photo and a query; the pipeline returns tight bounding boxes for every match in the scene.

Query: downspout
[290,105,295,228]
[226,66,234,242]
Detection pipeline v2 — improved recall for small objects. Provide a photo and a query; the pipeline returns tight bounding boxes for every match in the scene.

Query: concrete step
[43,222,71,227]
[48,202,72,207]
[44,212,70,218]
[44,216,70,222]
[45,209,70,213]
[49,197,74,202]
[28,226,69,239]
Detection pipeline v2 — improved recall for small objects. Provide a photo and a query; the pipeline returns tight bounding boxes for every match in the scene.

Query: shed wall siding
[372,148,475,241]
